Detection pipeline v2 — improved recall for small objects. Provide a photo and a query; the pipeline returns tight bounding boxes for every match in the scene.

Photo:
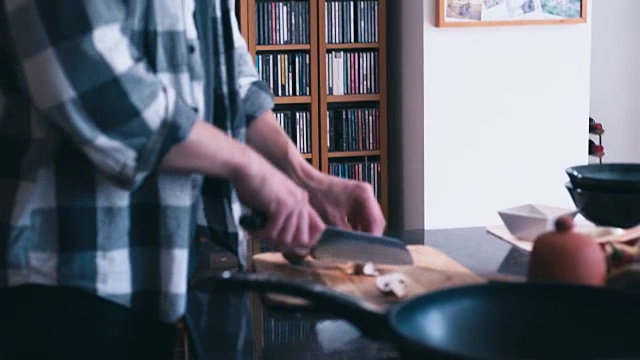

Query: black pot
[565,182,640,228]
[193,271,640,360]
[566,163,640,193]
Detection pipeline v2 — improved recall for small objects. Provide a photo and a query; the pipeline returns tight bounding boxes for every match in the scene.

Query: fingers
[349,183,386,235]
[280,209,300,248]
[233,158,326,255]
[254,196,324,254]
[282,250,307,264]
[307,207,325,247]
[359,202,386,235]
[279,209,324,264]
[335,216,353,231]
[307,177,385,235]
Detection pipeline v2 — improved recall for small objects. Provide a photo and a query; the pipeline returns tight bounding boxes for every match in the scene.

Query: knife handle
[239,212,268,231]
[239,211,309,265]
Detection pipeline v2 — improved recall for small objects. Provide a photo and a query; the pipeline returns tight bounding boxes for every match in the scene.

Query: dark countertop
[187,227,530,360]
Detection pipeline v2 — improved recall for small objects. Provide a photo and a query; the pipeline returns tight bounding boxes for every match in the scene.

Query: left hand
[307,174,386,235]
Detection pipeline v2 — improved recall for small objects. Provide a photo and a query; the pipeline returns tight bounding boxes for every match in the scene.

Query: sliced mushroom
[375,272,408,298]
[354,262,379,276]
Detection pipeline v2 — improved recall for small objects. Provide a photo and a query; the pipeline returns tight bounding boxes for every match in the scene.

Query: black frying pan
[193,271,640,360]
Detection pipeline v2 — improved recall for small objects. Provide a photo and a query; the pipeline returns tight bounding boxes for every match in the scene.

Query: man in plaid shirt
[0,0,384,358]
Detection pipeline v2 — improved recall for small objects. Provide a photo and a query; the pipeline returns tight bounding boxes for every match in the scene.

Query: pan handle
[192,270,390,340]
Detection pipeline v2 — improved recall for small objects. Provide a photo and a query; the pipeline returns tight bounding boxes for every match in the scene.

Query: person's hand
[307,174,386,235]
[244,113,384,235]
[232,152,325,254]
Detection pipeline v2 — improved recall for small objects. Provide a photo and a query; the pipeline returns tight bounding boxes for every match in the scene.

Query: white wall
[590,0,640,163]
[388,0,592,230]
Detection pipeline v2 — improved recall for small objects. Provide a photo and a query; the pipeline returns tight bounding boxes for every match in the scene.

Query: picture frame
[437,0,587,27]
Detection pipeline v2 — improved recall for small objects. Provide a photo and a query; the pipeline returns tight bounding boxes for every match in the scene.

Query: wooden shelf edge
[328,150,381,158]
[325,43,379,50]
[256,44,311,51]
[327,94,380,102]
[274,96,312,104]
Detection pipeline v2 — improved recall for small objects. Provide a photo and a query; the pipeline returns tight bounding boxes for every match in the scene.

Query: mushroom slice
[375,272,408,298]
[354,262,379,276]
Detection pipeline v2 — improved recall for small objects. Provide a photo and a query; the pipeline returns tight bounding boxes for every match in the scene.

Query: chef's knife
[239,213,413,265]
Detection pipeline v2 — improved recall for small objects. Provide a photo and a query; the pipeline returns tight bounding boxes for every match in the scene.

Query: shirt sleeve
[228,2,275,124]
[3,0,198,190]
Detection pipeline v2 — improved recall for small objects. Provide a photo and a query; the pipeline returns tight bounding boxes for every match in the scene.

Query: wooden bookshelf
[234,2,387,358]
[319,0,388,217]
[247,0,320,170]
[239,0,387,218]
[237,0,249,37]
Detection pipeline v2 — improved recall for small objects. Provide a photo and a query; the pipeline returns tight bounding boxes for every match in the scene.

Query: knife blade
[239,213,414,265]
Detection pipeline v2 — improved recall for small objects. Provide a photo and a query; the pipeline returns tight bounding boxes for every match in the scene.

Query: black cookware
[193,271,640,360]
[566,163,640,192]
[565,181,640,228]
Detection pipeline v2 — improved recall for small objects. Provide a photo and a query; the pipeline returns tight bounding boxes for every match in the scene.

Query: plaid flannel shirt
[0,0,274,323]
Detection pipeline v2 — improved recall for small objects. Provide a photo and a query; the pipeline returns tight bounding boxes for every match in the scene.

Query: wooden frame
[437,0,587,28]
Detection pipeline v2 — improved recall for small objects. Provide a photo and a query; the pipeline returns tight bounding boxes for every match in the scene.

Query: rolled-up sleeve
[229,5,274,124]
[3,0,197,189]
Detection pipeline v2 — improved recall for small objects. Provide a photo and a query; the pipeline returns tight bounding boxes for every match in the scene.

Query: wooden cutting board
[252,245,486,309]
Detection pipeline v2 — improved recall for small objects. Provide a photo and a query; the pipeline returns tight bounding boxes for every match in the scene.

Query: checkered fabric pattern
[0,0,274,323]
[194,0,275,270]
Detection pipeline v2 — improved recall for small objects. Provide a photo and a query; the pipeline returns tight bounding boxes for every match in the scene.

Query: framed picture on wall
[437,0,587,27]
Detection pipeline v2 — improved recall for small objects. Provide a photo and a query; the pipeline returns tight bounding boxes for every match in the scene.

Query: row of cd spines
[275,107,380,154]
[254,0,379,45]
[256,50,379,96]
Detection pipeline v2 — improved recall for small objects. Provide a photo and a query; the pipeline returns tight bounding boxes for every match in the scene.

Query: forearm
[163,118,326,252]
[246,110,326,192]
[161,120,258,182]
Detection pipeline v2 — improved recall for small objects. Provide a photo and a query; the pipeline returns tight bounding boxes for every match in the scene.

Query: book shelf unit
[238,0,387,216]
[229,3,387,357]
[246,0,321,169]
[319,0,387,217]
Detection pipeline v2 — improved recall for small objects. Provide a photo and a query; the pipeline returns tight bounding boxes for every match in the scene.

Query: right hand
[232,152,325,255]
